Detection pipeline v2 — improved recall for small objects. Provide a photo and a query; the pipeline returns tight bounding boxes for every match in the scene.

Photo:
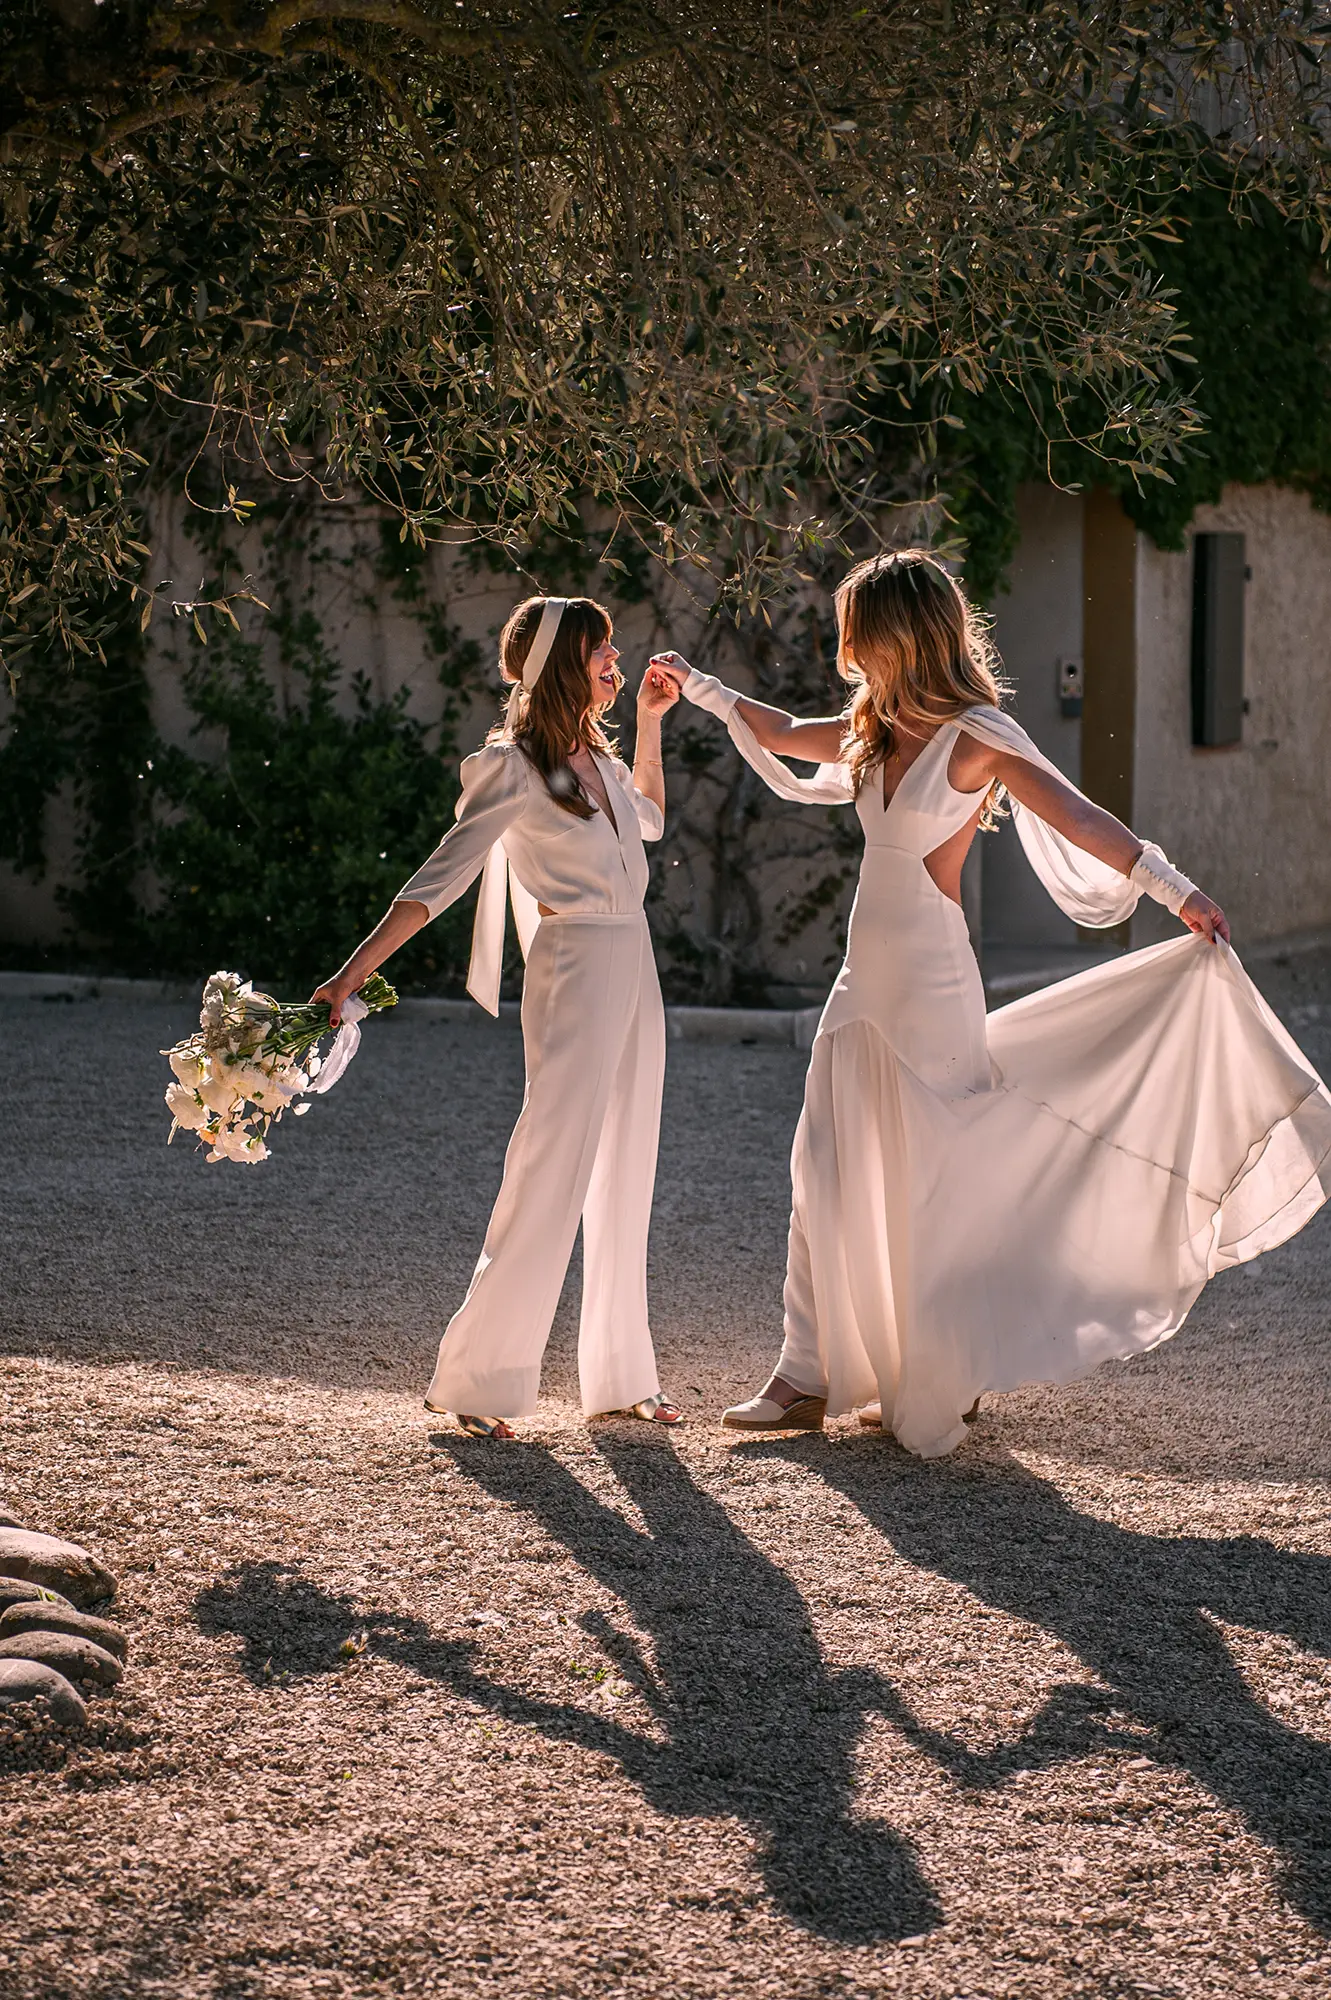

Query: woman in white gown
[654,551,1331,1458]
[315,595,683,1439]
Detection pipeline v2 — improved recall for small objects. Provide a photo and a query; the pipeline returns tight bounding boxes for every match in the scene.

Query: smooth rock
[0,1603,129,1662]
[0,1657,88,1727]
[0,1631,122,1687]
[0,1529,116,1606]
[0,1508,24,1529]
[0,1580,74,1615]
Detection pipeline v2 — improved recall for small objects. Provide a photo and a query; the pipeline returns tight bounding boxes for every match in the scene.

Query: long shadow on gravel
[196,1434,942,1946]
[765,1435,1331,1932]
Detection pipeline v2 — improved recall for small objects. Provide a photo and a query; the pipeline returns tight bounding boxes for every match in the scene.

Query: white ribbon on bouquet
[305,992,371,1095]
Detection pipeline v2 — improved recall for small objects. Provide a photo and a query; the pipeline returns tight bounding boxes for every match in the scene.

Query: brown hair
[835,549,1009,823]
[492,595,620,818]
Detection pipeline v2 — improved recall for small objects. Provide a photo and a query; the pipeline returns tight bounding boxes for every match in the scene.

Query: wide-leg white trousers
[425,911,666,1419]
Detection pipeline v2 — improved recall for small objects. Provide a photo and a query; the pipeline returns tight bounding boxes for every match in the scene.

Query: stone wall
[976,479,1331,959]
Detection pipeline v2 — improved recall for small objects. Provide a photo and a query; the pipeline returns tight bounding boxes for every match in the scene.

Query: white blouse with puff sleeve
[394,741,663,1015]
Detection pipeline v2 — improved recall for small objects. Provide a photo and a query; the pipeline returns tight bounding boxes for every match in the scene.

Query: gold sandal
[626,1393,683,1426]
[457,1414,515,1439]
[424,1395,515,1439]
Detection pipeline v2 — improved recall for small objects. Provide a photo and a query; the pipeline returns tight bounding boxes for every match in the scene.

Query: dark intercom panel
[1057,656,1084,718]
[1191,532,1246,747]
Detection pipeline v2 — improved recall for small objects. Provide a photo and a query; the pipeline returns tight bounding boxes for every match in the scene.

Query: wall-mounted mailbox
[1191,532,1246,747]
[1057,656,1084,718]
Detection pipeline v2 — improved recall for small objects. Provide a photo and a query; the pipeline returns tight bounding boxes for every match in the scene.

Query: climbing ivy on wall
[0,504,494,990]
[941,172,1331,601]
[0,623,157,958]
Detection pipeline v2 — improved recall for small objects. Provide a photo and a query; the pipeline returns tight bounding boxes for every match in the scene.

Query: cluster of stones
[0,1508,125,1727]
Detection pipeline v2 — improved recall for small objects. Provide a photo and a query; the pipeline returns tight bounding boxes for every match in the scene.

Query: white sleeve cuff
[682,669,742,720]
[1129,841,1197,917]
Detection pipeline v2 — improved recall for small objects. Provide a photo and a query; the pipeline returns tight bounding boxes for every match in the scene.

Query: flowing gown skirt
[779,909,1331,1459]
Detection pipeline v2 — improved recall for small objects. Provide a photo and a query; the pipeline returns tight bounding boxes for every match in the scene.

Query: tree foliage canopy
[3,1,1330,679]
[945,171,1331,595]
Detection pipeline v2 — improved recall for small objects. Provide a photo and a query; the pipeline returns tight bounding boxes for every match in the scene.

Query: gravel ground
[2,951,1331,2000]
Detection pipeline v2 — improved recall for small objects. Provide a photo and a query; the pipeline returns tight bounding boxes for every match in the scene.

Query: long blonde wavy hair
[491,595,620,819]
[836,550,1009,824]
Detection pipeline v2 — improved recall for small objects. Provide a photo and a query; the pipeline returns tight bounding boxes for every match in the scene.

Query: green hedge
[142,626,481,993]
[0,566,496,993]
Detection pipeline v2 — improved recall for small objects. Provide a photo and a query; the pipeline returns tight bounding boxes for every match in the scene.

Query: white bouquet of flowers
[162,969,397,1164]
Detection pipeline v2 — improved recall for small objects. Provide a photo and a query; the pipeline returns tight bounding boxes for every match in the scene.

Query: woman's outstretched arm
[958,736,1231,945]
[649,651,845,765]
[311,742,529,1022]
[312,901,429,1025]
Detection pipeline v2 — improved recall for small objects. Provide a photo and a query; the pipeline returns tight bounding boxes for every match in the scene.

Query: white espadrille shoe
[721,1391,826,1432]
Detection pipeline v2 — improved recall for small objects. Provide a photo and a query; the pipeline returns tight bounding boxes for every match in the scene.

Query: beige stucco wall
[1134,482,1331,947]
[982,484,1085,949]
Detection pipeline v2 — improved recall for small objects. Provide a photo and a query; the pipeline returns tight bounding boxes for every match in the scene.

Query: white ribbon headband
[521,597,567,689]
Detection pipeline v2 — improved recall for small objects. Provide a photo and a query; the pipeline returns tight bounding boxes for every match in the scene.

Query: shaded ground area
[2,949,1331,1999]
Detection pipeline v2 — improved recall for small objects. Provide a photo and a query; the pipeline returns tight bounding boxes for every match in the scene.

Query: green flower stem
[253,974,397,1065]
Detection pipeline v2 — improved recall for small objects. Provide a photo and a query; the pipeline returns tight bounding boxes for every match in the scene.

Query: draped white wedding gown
[684,674,1331,1457]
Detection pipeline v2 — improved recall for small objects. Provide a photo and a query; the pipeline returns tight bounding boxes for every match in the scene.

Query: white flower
[205,1121,269,1165]
[175,961,383,1162]
[164,1082,210,1131]
[224,1058,273,1101]
[201,970,246,1029]
[196,1063,241,1116]
[168,1047,207,1089]
[271,1063,309,1098]
[223,1054,306,1106]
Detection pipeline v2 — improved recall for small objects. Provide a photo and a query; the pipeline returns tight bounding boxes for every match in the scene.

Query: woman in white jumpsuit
[314,595,683,1438]
[654,551,1331,1457]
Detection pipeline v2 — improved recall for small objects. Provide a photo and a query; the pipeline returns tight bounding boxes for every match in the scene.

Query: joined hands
[638,661,682,719]
[648,651,692,691]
